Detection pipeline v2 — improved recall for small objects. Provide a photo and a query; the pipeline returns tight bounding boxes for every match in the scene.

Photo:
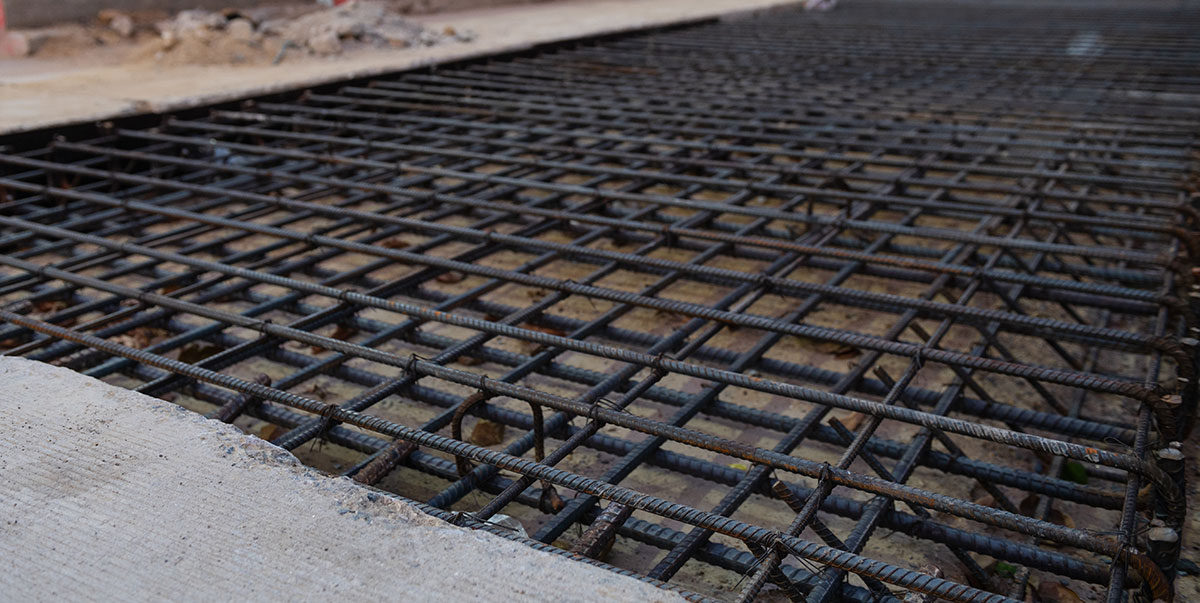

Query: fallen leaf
[469,419,505,446]
[331,324,358,341]
[178,343,225,364]
[436,271,465,284]
[1049,509,1075,529]
[526,324,567,337]
[1036,581,1083,603]
[380,237,411,249]
[973,495,997,509]
[834,346,861,360]
[31,300,69,315]
[312,324,357,353]
[839,412,867,431]
[260,423,284,441]
[457,355,484,366]
[540,484,566,513]
[112,327,168,349]
[817,341,857,357]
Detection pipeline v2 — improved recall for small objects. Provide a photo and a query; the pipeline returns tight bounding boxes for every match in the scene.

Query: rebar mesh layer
[1,1,1198,602]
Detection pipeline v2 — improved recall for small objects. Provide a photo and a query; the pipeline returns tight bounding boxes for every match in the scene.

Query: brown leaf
[838,412,867,432]
[30,300,69,316]
[469,419,505,446]
[540,484,566,513]
[380,237,411,249]
[436,271,465,284]
[332,324,358,341]
[1048,509,1074,529]
[1036,581,1083,603]
[834,346,861,360]
[816,340,857,357]
[260,423,284,441]
[312,324,357,353]
[112,327,168,349]
[178,343,225,364]
[457,355,484,366]
[973,495,997,509]
[526,324,567,337]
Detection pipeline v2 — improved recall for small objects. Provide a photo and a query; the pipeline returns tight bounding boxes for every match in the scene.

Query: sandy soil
[0,0,802,135]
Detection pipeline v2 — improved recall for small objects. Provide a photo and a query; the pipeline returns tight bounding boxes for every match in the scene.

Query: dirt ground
[0,0,803,134]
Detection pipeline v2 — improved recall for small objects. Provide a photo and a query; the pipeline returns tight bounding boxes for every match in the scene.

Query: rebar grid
[1,1,1197,601]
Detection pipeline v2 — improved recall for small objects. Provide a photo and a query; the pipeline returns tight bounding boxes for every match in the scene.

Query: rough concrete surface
[5,0,539,28]
[0,357,684,602]
[0,0,801,134]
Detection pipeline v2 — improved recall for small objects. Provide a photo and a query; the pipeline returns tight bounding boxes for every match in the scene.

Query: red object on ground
[0,0,7,32]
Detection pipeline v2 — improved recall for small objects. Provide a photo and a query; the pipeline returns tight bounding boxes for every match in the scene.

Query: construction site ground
[0,0,799,135]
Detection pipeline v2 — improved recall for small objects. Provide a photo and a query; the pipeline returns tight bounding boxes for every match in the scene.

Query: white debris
[225,18,256,42]
[148,0,474,62]
[98,10,135,38]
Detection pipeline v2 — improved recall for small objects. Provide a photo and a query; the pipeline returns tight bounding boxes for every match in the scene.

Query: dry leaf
[839,412,867,431]
[540,484,566,513]
[178,343,224,364]
[469,419,505,446]
[1036,581,1083,603]
[817,340,858,357]
[457,355,484,366]
[112,327,168,349]
[526,324,567,337]
[380,237,411,249]
[972,495,997,509]
[31,300,69,315]
[834,346,861,360]
[312,324,357,353]
[260,423,284,441]
[436,271,465,284]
